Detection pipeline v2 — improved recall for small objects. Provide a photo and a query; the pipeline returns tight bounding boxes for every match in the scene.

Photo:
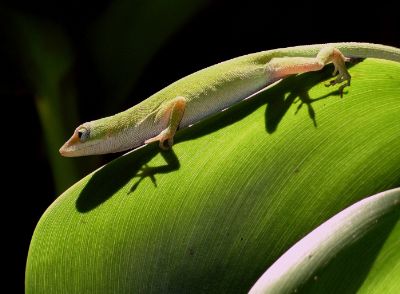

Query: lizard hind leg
[266,45,351,97]
[320,46,352,96]
[144,96,187,150]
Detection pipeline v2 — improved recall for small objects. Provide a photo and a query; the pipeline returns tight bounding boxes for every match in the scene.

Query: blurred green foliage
[11,14,80,191]
[6,0,209,193]
[90,0,209,106]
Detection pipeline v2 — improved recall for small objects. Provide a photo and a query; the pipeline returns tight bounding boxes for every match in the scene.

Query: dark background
[1,0,398,292]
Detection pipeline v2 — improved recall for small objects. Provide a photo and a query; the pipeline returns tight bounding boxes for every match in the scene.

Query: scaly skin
[60,42,400,157]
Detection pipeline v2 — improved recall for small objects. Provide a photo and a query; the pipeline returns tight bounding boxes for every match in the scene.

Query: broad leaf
[26,59,400,293]
[249,188,400,294]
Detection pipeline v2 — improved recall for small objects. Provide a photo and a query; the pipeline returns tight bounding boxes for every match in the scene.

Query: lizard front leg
[145,96,187,149]
[266,46,351,96]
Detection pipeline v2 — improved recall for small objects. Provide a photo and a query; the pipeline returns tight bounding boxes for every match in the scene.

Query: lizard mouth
[59,132,81,157]
[59,137,102,157]
[59,144,74,157]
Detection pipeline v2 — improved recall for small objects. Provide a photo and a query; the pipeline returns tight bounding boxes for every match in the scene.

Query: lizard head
[59,123,95,157]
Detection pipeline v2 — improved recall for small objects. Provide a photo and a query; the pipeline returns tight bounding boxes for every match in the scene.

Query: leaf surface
[26,59,400,293]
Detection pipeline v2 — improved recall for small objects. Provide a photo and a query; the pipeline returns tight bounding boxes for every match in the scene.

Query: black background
[1,0,398,292]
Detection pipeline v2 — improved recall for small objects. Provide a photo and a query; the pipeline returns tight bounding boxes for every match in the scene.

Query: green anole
[60,42,400,157]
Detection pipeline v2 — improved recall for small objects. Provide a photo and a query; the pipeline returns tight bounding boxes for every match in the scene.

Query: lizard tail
[331,42,400,62]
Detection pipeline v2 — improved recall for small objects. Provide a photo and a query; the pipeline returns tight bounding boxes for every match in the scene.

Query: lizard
[59,42,400,157]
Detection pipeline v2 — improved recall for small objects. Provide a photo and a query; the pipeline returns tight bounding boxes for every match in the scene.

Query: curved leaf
[357,218,400,294]
[26,59,400,293]
[249,188,400,294]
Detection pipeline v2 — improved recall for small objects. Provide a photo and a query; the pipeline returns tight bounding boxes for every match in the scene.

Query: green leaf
[26,59,400,293]
[357,218,400,293]
[249,188,400,294]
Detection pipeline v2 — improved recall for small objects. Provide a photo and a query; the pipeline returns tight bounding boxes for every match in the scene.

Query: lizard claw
[145,130,174,150]
[325,62,351,98]
[324,51,351,97]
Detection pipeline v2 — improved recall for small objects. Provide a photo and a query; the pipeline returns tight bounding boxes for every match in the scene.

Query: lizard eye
[77,127,90,142]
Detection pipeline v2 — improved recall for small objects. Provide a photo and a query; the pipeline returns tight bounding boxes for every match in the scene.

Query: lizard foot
[324,50,351,97]
[145,130,174,150]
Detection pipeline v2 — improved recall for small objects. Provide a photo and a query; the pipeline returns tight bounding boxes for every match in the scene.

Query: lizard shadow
[76,146,180,213]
